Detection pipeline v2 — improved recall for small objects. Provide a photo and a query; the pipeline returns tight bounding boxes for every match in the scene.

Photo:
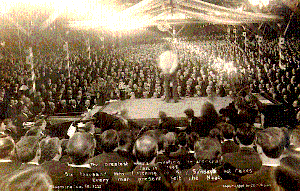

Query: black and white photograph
[0,0,299,190]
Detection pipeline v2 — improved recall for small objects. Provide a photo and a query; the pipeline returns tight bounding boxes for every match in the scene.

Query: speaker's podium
[252,93,286,128]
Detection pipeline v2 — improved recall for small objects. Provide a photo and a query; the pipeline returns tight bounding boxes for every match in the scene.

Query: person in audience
[0,135,20,177]
[218,122,240,154]
[198,101,219,137]
[238,127,287,190]
[187,132,200,151]
[288,129,300,156]
[38,137,61,164]
[158,111,178,132]
[0,166,53,191]
[45,132,109,189]
[218,123,262,181]
[275,155,300,191]
[168,132,195,170]
[14,136,41,169]
[112,135,173,190]
[208,128,222,143]
[115,130,136,161]
[178,137,236,190]
[87,129,134,177]
[58,138,70,163]
[183,108,200,134]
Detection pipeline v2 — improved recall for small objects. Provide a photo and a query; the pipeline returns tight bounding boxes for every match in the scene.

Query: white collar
[294,147,300,152]
[26,161,39,165]
[0,159,12,163]
[68,163,91,168]
[262,163,280,167]
[223,138,234,142]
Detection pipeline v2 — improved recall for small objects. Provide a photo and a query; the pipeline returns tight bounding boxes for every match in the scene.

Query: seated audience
[14,136,41,169]
[275,155,300,191]
[158,111,178,133]
[238,127,287,190]
[178,137,236,190]
[112,135,173,190]
[44,132,109,189]
[218,122,240,154]
[218,123,262,181]
[183,108,200,134]
[168,132,195,170]
[39,137,61,164]
[208,128,222,143]
[0,135,20,177]
[288,129,300,156]
[87,129,135,177]
[115,130,136,161]
[198,101,219,137]
[187,132,200,151]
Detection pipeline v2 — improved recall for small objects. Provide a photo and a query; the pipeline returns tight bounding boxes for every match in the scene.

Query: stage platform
[102,96,233,120]
[46,96,233,137]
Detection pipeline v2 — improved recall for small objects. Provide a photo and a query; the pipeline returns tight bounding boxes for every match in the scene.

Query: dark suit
[156,152,182,184]
[218,147,262,182]
[177,163,237,191]
[238,165,284,191]
[221,140,240,155]
[186,117,201,134]
[168,146,196,170]
[87,152,135,177]
[159,117,178,132]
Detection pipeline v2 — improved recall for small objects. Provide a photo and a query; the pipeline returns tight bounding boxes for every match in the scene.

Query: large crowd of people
[0,96,299,190]
[0,34,299,118]
[0,31,299,190]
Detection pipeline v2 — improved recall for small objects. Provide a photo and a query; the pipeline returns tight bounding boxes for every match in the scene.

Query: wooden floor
[102,96,233,120]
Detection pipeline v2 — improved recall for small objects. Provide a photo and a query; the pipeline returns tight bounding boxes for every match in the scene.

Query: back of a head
[218,123,235,140]
[236,123,256,146]
[0,166,53,191]
[134,135,158,163]
[275,156,300,190]
[194,137,222,160]
[159,111,167,120]
[15,136,40,163]
[164,132,176,149]
[209,128,221,142]
[101,129,119,153]
[256,127,286,158]
[0,135,15,159]
[290,129,300,148]
[188,132,200,150]
[200,101,219,123]
[118,130,132,147]
[67,132,95,165]
[60,139,69,156]
[234,96,248,110]
[184,108,194,118]
[177,132,188,146]
[39,137,61,164]
[194,138,222,169]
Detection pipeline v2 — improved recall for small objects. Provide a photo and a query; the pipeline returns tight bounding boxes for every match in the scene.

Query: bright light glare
[248,0,270,8]
[212,58,237,75]
[0,0,150,31]
[104,15,152,31]
[0,1,11,14]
